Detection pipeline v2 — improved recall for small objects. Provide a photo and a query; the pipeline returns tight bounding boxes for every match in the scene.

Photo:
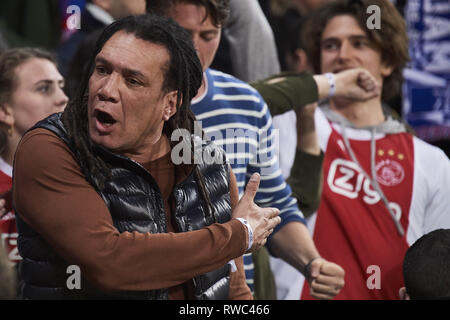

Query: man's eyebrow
[95,56,146,79]
[94,56,111,66]
[200,29,219,35]
[349,35,369,41]
[122,68,146,80]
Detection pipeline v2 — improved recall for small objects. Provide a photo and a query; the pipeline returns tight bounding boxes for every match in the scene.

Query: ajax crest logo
[375,159,405,187]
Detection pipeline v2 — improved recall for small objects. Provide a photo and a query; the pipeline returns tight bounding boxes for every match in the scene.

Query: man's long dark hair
[61,14,218,222]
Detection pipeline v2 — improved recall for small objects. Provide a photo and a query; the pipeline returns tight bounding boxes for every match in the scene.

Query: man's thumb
[309,261,321,278]
[243,173,260,201]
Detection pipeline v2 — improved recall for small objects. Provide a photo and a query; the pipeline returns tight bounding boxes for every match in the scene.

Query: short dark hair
[302,0,410,101]
[403,229,450,299]
[146,0,230,27]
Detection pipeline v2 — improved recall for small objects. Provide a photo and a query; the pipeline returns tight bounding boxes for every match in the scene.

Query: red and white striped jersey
[271,108,450,300]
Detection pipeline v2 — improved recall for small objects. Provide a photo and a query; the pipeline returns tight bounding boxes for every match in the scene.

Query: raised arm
[251,68,381,116]
[252,68,380,215]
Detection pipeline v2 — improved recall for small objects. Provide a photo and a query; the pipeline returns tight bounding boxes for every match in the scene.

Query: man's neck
[329,96,385,128]
[193,71,207,101]
[125,134,171,165]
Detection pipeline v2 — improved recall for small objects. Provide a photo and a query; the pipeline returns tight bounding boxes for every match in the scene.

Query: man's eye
[323,42,339,50]
[202,35,215,42]
[353,40,368,48]
[95,66,107,74]
[126,78,142,86]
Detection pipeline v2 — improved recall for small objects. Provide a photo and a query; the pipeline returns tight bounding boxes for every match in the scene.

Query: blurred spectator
[0,47,68,272]
[211,0,280,82]
[293,0,334,15]
[269,0,334,72]
[0,0,61,49]
[273,8,309,73]
[0,30,9,52]
[400,229,450,300]
[401,0,450,158]
[64,29,102,99]
[57,0,145,76]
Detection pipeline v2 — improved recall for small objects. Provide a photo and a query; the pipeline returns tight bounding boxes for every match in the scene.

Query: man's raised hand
[232,173,281,252]
[334,68,382,101]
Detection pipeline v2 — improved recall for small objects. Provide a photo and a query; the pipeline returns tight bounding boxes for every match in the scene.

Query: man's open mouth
[95,110,117,126]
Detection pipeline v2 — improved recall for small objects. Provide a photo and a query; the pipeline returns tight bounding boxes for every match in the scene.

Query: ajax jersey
[271,108,450,300]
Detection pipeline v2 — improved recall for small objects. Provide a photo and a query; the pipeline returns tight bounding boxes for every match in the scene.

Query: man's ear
[399,287,410,300]
[294,48,311,73]
[381,63,394,78]
[162,90,178,121]
[0,104,14,127]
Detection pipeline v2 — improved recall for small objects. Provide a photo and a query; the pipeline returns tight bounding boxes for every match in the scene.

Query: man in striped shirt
[146,0,345,299]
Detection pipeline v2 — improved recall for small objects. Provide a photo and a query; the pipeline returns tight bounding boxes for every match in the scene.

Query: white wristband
[236,218,253,251]
[324,73,336,97]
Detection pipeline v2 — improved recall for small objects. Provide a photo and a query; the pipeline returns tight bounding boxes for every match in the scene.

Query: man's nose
[98,73,120,103]
[191,34,201,57]
[338,41,353,60]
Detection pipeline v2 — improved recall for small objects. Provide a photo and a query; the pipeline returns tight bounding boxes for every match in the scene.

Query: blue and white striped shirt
[190,69,306,293]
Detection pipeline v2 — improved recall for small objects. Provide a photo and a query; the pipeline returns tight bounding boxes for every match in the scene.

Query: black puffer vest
[16,113,233,300]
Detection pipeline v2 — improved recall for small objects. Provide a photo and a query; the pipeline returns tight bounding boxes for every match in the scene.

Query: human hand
[0,198,6,217]
[306,257,345,300]
[0,189,12,217]
[232,173,281,252]
[334,68,381,101]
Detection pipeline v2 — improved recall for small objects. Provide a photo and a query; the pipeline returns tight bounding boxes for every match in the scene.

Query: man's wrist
[235,218,253,251]
[324,73,336,97]
[304,256,321,279]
